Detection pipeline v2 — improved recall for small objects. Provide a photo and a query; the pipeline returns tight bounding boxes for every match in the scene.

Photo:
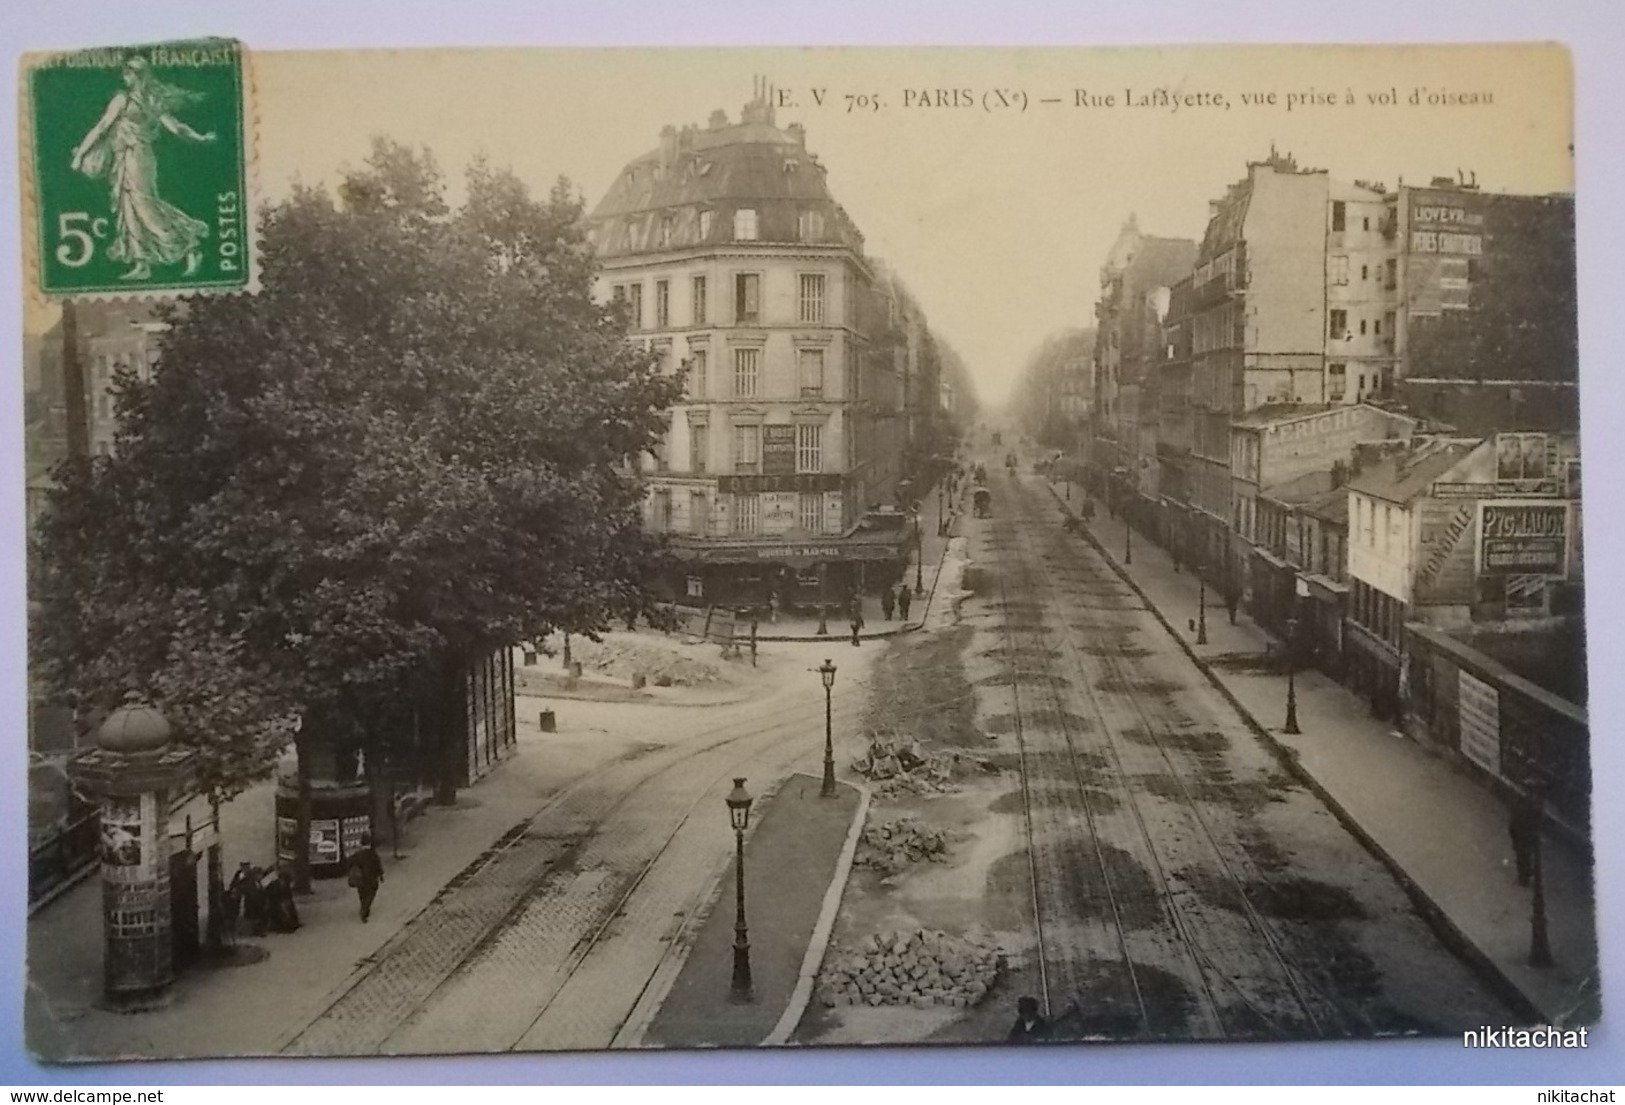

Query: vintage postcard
[19,43,1592,1063]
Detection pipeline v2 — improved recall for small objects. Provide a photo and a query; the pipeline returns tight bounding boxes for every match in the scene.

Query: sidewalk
[24,701,659,1061]
[755,505,961,642]
[1048,481,1599,1028]
[637,773,865,1048]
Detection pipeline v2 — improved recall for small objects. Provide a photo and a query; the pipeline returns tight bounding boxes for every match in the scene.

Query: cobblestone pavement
[284,647,882,1056]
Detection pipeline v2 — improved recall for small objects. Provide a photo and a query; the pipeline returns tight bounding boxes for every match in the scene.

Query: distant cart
[974,487,992,518]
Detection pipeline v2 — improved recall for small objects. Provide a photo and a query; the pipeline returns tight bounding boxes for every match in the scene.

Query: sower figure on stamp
[68,57,217,281]
[348,833,386,922]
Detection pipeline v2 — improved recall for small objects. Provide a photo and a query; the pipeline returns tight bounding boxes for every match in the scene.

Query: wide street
[29,445,1528,1057]
[800,445,1518,1044]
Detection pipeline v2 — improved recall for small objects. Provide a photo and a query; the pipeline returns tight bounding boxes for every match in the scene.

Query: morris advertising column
[68,700,196,1007]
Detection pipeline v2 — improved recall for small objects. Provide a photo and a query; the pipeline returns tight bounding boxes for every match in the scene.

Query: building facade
[587,87,917,612]
[1230,402,1417,635]
[1391,178,1578,434]
[1344,432,1582,720]
[1090,215,1195,528]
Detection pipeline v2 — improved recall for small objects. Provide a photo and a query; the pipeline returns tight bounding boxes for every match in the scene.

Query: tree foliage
[31,138,681,798]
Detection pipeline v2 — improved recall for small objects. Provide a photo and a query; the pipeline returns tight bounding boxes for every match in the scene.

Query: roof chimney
[709,109,729,130]
[659,124,677,168]
[787,122,806,147]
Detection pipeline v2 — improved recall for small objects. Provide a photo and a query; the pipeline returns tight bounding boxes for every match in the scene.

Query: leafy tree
[32,139,681,884]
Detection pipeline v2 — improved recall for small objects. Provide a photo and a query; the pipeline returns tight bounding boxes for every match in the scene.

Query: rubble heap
[574,636,730,687]
[854,817,948,874]
[820,928,1003,1008]
[851,735,1000,798]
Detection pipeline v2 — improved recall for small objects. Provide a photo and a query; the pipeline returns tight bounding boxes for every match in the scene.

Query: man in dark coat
[897,584,913,622]
[1008,996,1052,1043]
[880,586,895,621]
[848,598,865,647]
[349,834,386,922]
[266,866,301,933]
[232,861,268,937]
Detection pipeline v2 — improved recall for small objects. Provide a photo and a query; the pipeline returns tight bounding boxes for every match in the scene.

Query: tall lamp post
[1124,506,1133,567]
[1283,616,1301,735]
[819,659,838,797]
[816,563,828,637]
[1197,559,1209,646]
[1525,779,1554,967]
[726,778,754,1002]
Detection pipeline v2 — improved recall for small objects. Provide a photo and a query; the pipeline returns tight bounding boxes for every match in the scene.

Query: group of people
[847,584,915,645]
[221,861,302,943]
[215,834,388,945]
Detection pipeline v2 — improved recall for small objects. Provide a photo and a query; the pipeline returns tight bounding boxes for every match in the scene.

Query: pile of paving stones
[820,928,1003,1008]
[854,817,948,874]
[851,735,999,797]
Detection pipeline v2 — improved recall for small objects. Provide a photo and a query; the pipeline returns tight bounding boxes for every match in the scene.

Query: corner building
[588,89,908,613]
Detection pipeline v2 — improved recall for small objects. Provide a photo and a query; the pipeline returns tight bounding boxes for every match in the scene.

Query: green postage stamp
[25,38,255,297]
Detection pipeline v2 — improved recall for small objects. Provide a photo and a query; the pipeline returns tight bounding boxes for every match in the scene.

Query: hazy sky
[26,45,1572,406]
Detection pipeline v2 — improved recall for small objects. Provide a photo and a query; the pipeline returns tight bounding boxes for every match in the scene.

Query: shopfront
[669,529,910,618]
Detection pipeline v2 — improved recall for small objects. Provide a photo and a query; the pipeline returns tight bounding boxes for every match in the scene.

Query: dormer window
[798,209,825,241]
[698,210,713,239]
[734,208,758,241]
[659,217,674,248]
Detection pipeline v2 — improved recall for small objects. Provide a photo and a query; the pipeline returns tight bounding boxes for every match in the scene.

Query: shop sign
[762,425,796,476]
[1479,502,1567,577]
[1457,670,1502,777]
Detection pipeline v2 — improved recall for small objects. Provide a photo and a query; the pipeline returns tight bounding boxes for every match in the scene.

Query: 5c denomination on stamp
[26,38,255,297]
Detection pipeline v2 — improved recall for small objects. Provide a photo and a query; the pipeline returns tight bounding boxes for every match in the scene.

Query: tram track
[285,671,872,1055]
[979,470,1344,1039]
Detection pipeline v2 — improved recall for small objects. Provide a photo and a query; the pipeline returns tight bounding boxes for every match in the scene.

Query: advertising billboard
[1478,500,1568,577]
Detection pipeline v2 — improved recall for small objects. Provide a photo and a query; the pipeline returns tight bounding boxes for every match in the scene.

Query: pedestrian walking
[1509,787,1541,887]
[217,880,241,948]
[768,590,780,624]
[348,834,386,922]
[881,586,896,621]
[897,584,912,622]
[1224,589,1238,626]
[848,598,865,647]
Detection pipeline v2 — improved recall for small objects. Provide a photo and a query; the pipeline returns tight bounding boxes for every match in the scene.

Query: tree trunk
[293,732,313,893]
[204,794,225,952]
[434,659,462,806]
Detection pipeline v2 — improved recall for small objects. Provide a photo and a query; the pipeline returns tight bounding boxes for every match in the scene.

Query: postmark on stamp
[25,38,255,297]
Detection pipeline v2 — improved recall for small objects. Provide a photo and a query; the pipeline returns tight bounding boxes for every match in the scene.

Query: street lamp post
[1197,563,1209,646]
[1526,780,1554,968]
[1124,507,1133,567]
[937,485,945,537]
[820,659,838,797]
[1283,616,1301,735]
[816,563,828,637]
[726,778,754,1002]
